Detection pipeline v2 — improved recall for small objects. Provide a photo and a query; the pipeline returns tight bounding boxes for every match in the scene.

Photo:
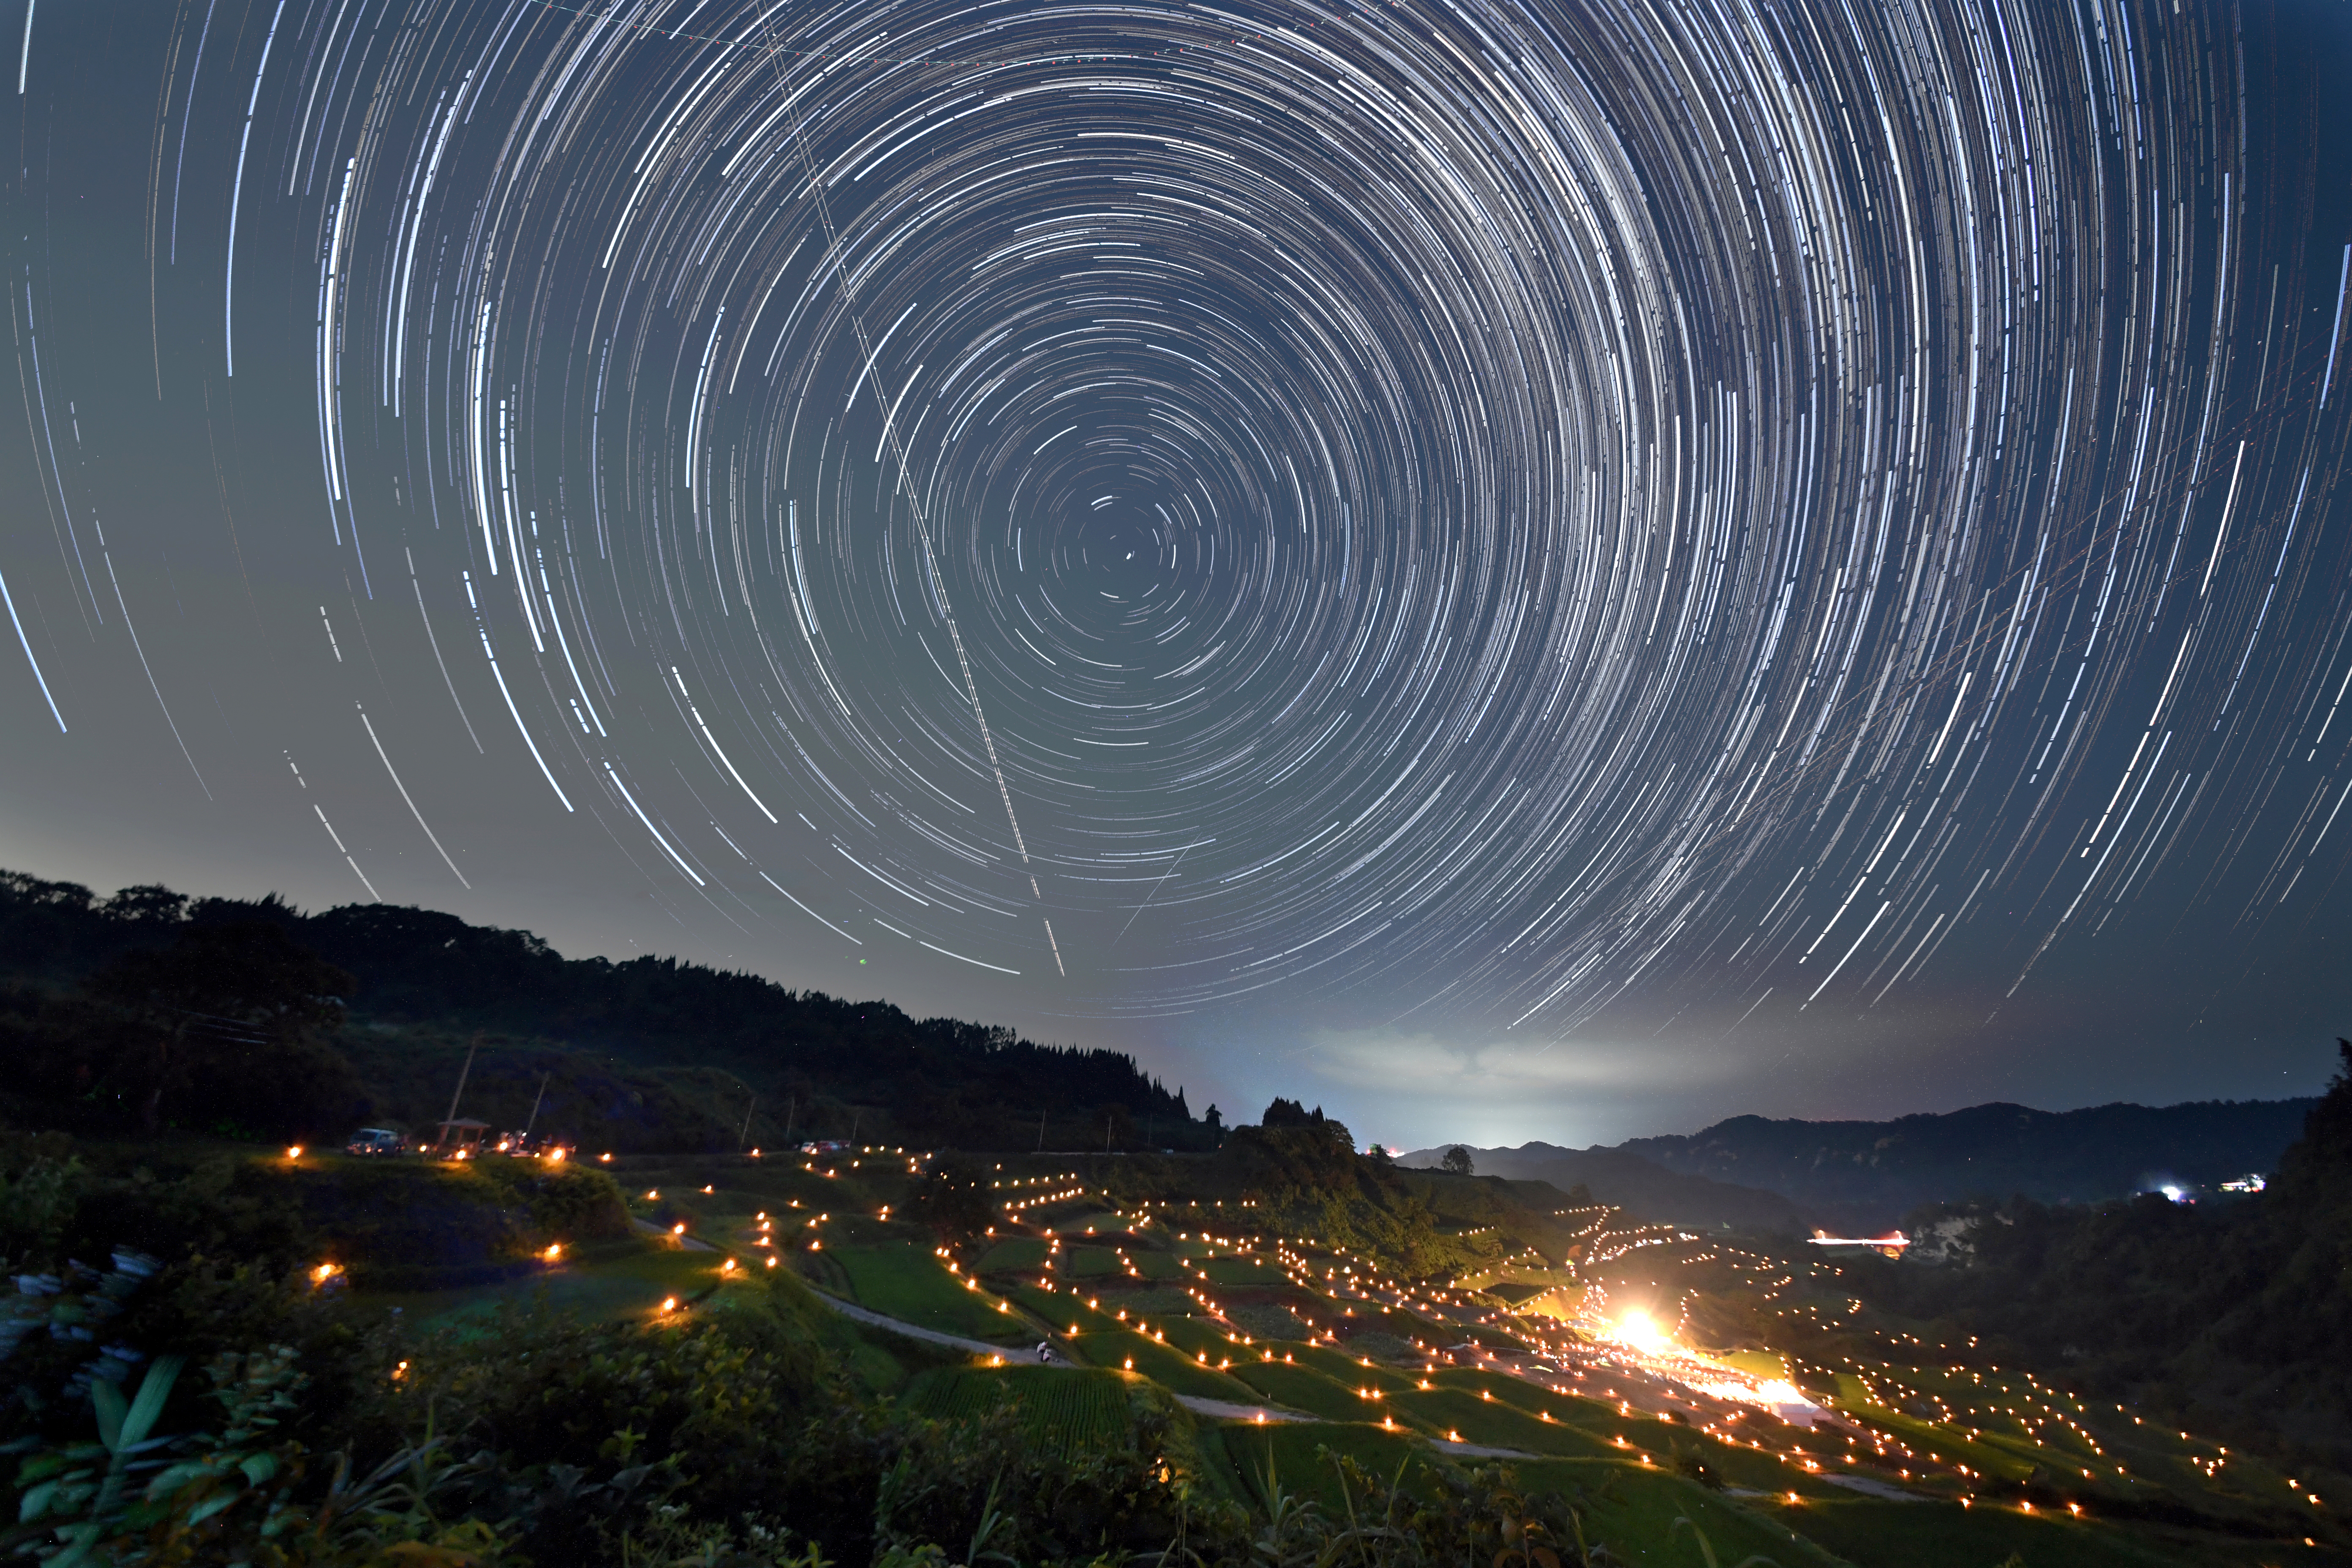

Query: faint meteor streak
[358,705,472,890]
[767,15,1050,961]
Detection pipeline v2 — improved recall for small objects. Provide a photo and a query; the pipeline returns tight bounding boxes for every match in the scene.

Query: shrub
[908,1160,994,1242]
[465,1158,631,1241]
[0,1133,83,1270]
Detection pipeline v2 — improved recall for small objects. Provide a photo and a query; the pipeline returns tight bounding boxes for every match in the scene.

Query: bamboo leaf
[91,1380,126,1454]
[118,1355,187,1451]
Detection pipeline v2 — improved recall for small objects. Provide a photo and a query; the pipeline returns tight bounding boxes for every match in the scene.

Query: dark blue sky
[4,0,2350,1148]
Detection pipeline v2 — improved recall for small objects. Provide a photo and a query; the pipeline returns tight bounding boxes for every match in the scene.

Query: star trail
[4,0,2349,1136]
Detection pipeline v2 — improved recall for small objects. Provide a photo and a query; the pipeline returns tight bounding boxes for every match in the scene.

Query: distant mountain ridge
[1405,1096,2322,1235]
[1614,1097,2319,1228]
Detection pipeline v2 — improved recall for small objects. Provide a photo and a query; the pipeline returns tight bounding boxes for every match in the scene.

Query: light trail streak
[0,0,2345,1062]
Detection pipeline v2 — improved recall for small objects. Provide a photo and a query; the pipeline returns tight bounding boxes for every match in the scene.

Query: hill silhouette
[0,869,1211,1152]
[1836,1040,2352,1467]
[1617,1097,2318,1228]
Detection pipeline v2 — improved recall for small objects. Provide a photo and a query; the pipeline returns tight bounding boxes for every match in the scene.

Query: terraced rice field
[904,1366,1137,1460]
[822,1241,1039,1345]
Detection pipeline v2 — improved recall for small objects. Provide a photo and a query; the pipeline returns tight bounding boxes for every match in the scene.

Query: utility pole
[849,1108,862,1146]
[441,1035,479,1146]
[1037,1108,1048,1153]
[738,1093,757,1152]
[1104,1113,1113,1154]
[784,1096,797,1140]
[521,1070,550,1141]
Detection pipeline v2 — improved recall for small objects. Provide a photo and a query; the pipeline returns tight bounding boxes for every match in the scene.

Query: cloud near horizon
[1293,1026,1753,1150]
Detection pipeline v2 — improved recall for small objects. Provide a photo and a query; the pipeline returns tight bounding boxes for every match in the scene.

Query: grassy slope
[826,1244,1037,1345]
[903,1366,1137,1459]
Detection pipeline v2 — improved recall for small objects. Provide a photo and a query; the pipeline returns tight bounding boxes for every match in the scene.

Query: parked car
[346,1127,407,1156]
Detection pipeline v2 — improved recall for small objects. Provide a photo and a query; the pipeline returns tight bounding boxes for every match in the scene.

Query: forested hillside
[1830,1040,2352,1467]
[0,870,1211,1152]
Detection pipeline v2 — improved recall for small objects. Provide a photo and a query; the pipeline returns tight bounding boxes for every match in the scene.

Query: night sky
[5,0,2351,1149]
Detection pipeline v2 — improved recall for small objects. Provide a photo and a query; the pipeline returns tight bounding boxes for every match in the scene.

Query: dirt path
[634,1217,718,1252]
[813,1290,1029,1359]
[795,1289,1315,1425]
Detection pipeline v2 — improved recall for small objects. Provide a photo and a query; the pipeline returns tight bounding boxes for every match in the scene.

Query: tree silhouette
[910,1157,995,1241]
[1442,1145,1475,1176]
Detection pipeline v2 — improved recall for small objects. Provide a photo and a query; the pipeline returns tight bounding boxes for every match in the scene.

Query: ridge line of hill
[0,868,1216,1154]
[1405,1091,2319,1231]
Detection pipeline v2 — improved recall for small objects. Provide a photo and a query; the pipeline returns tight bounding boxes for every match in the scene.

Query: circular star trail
[5,0,2350,1089]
